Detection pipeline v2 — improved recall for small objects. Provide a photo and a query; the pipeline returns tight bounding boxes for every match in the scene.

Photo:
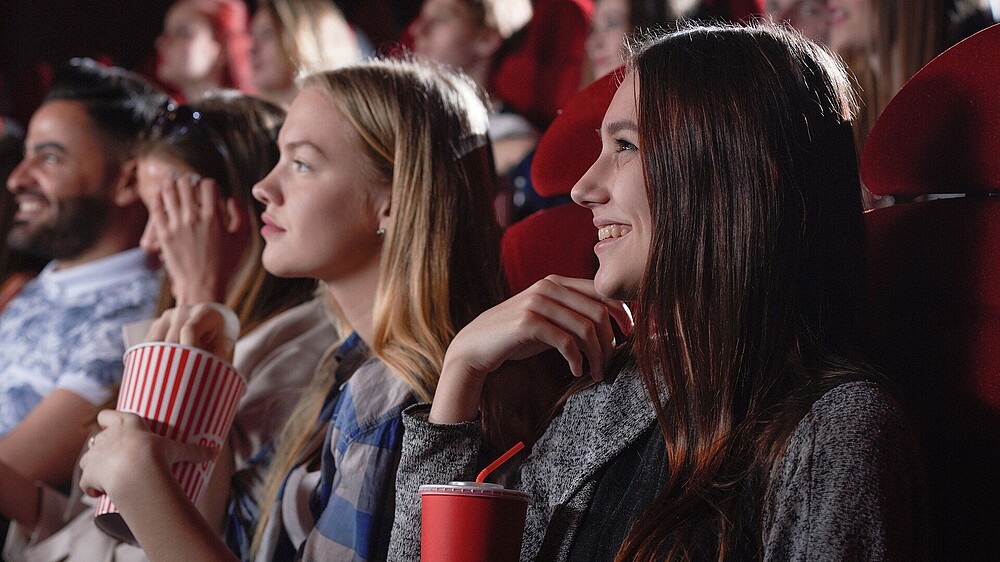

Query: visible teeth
[598,224,629,241]
[18,200,43,214]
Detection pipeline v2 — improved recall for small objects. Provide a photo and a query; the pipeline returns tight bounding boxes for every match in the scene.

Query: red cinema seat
[860,23,1000,560]
[501,70,619,295]
[493,0,593,130]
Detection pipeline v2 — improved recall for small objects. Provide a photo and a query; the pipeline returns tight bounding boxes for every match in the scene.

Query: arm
[0,389,100,489]
[389,276,631,560]
[388,406,485,562]
[762,382,928,561]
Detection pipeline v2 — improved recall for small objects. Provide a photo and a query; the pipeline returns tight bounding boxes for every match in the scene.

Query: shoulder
[793,381,905,447]
[335,359,415,437]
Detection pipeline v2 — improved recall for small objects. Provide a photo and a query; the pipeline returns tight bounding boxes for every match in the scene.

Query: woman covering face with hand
[390,23,926,561]
[77,59,508,562]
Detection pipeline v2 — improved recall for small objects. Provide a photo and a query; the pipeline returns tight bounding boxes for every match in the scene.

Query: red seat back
[861,23,1000,559]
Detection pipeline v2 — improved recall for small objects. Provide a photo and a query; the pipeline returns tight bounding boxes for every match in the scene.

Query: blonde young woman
[250,0,362,107]
[77,59,507,562]
[2,94,332,562]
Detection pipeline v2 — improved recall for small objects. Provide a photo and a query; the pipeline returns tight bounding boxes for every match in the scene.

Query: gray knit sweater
[388,366,925,561]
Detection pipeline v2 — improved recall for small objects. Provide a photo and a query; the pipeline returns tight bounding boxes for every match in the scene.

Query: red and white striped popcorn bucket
[94,342,246,544]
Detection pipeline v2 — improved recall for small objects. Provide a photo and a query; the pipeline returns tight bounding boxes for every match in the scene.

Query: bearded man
[0,60,165,493]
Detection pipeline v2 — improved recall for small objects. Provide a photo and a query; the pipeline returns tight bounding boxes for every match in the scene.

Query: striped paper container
[94,342,245,542]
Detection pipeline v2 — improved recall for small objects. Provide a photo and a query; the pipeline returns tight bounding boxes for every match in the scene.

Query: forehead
[603,73,638,127]
[166,1,211,27]
[423,0,470,17]
[282,86,354,148]
[28,100,102,148]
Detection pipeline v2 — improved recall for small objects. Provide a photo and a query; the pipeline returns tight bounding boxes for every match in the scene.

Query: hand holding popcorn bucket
[94,306,244,544]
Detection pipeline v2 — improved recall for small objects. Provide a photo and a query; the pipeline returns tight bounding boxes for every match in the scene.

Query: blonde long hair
[253,59,505,553]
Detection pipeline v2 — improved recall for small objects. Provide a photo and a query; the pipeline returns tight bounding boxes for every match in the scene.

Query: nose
[251,167,280,206]
[570,155,609,208]
[139,220,160,256]
[6,158,31,194]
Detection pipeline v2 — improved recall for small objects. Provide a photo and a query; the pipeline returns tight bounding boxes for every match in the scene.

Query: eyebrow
[603,120,638,136]
[284,139,326,157]
[29,141,67,155]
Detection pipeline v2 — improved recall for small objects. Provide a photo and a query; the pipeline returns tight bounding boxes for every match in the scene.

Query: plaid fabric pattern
[299,351,416,561]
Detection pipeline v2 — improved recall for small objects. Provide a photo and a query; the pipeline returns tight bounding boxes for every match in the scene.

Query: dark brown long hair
[617,23,870,560]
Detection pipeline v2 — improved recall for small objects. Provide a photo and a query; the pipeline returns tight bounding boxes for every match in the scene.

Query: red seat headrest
[861,23,1000,196]
[530,70,621,198]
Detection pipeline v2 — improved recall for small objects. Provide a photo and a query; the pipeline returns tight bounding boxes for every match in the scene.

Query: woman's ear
[376,191,392,234]
[112,159,141,207]
[223,198,245,234]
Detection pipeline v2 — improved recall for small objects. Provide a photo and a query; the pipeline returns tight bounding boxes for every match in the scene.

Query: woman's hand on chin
[430,275,633,424]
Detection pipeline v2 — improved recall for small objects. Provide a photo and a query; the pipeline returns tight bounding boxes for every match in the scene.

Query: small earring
[376,227,386,237]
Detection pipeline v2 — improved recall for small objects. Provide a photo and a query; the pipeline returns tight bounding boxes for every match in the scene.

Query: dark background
[0,0,422,129]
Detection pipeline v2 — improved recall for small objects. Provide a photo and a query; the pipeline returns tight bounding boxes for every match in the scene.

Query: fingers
[520,289,609,380]
[544,275,635,336]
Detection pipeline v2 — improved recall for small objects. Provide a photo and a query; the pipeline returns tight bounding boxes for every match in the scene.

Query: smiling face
[571,74,651,301]
[6,100,116,259]
[156,0,223,87]
[250,10,295,96]
[586,0,630,80]
[251,85,388,284]
[827,0,872,52]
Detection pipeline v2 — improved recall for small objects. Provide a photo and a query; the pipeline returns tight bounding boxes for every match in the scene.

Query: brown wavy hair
[615,23,871,560]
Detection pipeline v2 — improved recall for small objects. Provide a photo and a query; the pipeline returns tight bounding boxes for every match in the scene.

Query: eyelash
[614,139,637,153]
[292,159,311,172]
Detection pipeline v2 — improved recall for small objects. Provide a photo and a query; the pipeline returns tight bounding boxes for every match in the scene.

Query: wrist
[429,357,487,424]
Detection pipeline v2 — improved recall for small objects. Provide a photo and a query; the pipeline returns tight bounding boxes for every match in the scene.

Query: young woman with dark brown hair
[390,23,926,561]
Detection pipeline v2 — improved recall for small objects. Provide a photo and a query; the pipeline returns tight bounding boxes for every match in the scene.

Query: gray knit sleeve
[387,403,484,562]
[762,381,928,561]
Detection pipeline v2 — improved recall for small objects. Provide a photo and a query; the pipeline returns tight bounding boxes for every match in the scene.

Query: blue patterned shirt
[0,248,160,435]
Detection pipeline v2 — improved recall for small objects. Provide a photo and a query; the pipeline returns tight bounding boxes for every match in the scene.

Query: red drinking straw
[476,441,525,483]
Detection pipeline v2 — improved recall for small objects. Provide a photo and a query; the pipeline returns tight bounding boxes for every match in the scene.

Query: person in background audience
[2,92,333,562]
[76,58,514,562]
[826,0,945,150]
[250,0,362,108]
[586,0,677,83]
[0,59,164,518]
[764,0,829,42]
[410,0,538,178]
[156,0,254,102]
[390,23,926,561]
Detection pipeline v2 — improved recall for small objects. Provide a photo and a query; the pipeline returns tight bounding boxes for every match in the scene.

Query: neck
[323,261,381,346]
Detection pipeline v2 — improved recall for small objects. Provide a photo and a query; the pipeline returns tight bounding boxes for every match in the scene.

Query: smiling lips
[598,224,631,241]
[14,194,47,220]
